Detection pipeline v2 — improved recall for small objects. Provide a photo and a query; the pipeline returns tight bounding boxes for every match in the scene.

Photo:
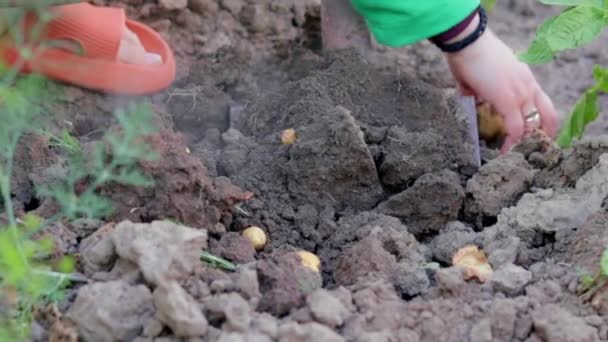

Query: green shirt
[350,0,481,47]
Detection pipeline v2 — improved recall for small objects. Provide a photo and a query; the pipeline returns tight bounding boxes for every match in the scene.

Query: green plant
[37,102,159,220]
[578,249,608,301]
[0,71,72,340]
[519,0,608,147]
[0,73,162,340]
[0,5,161,339]
[481,0,497,11]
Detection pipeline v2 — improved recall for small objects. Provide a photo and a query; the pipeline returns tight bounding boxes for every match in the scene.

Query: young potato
[477,102,507,142]
[281,128,297,145]
[296,250,320,272]
[242,226,267,251]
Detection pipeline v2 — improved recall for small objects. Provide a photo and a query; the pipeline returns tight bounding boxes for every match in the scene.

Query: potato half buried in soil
[281,128,297,144]
[477,102,507,142]
[242,226,267,251]
[296,250,320,272]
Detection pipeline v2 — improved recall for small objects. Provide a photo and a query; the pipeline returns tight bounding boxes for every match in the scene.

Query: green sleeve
[350,0,481,47]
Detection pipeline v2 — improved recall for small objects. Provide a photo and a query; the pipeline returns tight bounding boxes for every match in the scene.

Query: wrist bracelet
[431,6,487,53]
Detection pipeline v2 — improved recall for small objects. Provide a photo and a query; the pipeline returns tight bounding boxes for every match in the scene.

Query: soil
[7,0,608,341]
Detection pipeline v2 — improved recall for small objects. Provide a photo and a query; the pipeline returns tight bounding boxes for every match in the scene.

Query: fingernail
[145,52,162,65]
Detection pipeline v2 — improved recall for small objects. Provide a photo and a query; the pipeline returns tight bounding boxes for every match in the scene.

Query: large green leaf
[545,6,608,51]
[593,64,608,91]
[519,5,608,64]
[556,86,599,147]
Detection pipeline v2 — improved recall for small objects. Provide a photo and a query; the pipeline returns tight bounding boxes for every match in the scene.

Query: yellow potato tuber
[242,226,267,251]
[281,128,297,144]
[477,102,507,142]
[452,245,493,282]
[296,250,320,272]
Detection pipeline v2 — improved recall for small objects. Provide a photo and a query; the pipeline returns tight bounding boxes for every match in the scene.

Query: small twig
[234,205,251,217]
[165,86,203,111]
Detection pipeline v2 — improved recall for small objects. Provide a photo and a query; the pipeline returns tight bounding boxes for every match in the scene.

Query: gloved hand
[444,25,558,153]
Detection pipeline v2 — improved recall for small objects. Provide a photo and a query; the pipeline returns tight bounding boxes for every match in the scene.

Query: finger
[535,89,559,138]
[520,98,538,135]
[458,83,475,97]
[500,107,525,154]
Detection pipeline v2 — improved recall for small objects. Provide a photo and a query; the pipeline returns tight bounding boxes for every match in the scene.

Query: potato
[242,226,267,251]
[477,102,506,142]
[296,250,320,272]
[281,128,297,144]
[452,245,493,282]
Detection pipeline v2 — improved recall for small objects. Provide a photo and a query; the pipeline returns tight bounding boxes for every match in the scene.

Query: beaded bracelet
[431,6,488,53]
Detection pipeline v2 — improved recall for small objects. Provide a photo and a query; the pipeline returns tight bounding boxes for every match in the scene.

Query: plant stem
[0,136,29,269]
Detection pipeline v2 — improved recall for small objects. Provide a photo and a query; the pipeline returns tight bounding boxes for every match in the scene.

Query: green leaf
[539,0,605,7]
[481,0,497,11]
[56,256,75,273]
[601,248,608,276]
[518,35,555,64]
[556,86,599,147]
[519,5,608,64]
[545,6,608,51]
[593,64,608,92]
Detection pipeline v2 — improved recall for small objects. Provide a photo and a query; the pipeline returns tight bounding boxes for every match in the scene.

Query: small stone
[490,264,532,296]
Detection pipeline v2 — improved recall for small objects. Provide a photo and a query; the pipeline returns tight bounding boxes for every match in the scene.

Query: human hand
[445,27,558,153]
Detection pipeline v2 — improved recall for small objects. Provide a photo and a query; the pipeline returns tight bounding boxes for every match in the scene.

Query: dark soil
[8,0,608,341]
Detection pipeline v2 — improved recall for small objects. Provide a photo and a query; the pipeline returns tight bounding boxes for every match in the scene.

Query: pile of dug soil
[9,1,608,341]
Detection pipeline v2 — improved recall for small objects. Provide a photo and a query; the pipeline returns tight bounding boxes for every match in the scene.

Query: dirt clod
[306,289,351,328]
[278,321,345,342]
[67,281,155,342]
[465,152,537,226]
[204,293,252,332]
[532,304,598,342]
[334,236,397,286]
[210,232,256,264]
[112,220,208,286]
[377,169,465,236]
[154,281,208,337]
[256,251,322,316]
[490,264,532,296]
